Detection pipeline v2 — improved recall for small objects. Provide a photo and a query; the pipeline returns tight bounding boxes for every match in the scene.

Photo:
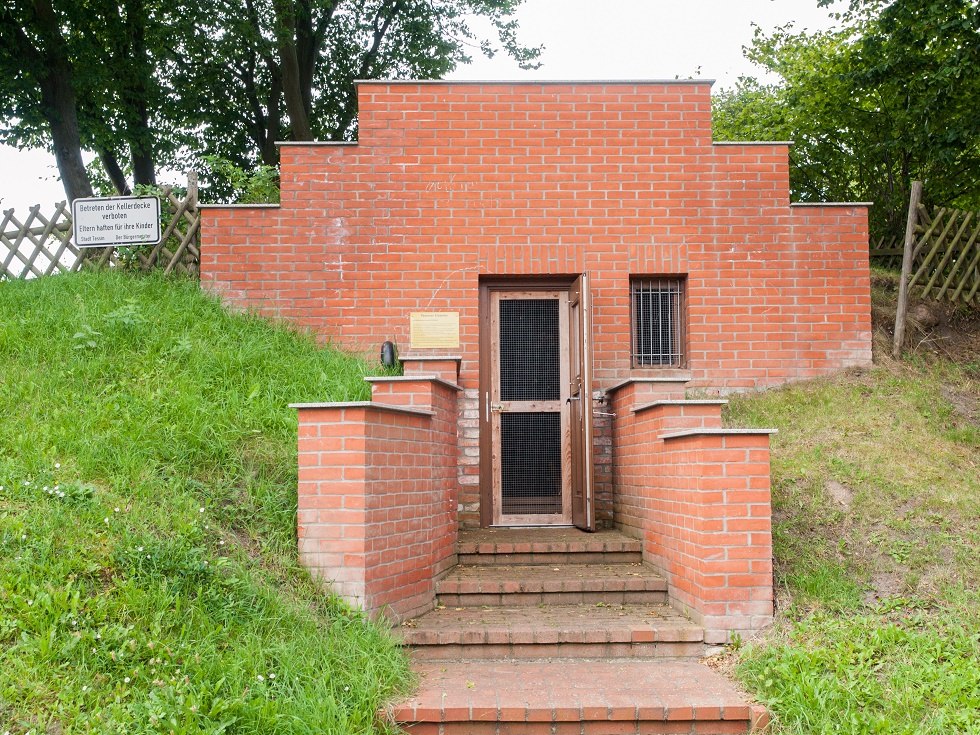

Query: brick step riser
[436,590,668,607]
[402,720,753,734]
[458,551,643,566]
[407,640,707,660]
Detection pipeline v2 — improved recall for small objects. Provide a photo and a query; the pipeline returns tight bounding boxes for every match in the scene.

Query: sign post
[71,196,162,248]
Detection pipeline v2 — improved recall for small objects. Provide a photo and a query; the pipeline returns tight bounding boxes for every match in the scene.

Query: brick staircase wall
[293,376,460,621]
[610,382,774,643]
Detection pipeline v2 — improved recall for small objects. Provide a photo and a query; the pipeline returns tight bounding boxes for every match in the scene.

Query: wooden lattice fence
[873,203,980,307]
[868,234,902,269]
[889,182,979,357]
[0,175,199,280]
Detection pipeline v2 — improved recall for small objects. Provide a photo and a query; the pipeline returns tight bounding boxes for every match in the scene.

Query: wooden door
[569,273,595,531]
[489,290,572,526]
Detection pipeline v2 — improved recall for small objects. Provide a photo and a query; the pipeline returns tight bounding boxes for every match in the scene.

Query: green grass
[724,313,980,731]
[0,272,411,734]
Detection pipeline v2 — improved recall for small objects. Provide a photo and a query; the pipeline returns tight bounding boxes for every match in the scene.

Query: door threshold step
[392,659,768,734]
[458,528,642,565]
[400,603,704,660]
[436,562,667,606]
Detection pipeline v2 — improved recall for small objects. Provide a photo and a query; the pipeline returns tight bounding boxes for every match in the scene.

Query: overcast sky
[0,0,842,211]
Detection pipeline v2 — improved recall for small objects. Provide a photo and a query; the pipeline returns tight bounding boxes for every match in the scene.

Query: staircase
[391,527,768,734]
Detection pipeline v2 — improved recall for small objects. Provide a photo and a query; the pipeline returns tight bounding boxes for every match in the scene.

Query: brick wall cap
[364,375,462,391]
[288,400,434,417]
[399,354,463,362]
[713,140,794,146]
[605,374,693,393]
[661,428,778,440]
[355,78,716,87]
[634,399,728,414]
[198,203,281,209]
[275,140,358,147]
[790,201,873,207]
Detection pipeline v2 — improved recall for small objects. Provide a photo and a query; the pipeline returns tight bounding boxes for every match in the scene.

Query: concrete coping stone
[275,140,358,147]
[661,428,778,440]
[790,201,874,207]
[355,78,716,86]
[400,354,463,362]
[364,375,462,391]
[288,401,434,417]
[713,140,793,146]
[605,373,693,393]
[634,399,728,414]
[197,203,281,209]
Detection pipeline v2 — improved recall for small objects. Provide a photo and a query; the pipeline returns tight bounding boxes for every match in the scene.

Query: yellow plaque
[410,312,460,349]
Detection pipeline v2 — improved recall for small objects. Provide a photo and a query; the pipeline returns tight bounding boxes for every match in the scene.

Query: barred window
[631,277,685,367]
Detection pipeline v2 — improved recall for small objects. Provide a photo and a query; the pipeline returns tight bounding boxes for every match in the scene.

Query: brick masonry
[204,81,871,635]
[293,377,459,621]
[201,80,871,529]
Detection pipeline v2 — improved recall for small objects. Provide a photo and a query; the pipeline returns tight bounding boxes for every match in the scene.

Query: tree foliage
[713,0,980,240]
[0,0,541,201]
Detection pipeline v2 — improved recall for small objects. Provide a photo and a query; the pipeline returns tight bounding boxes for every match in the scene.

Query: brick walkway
[396,659,767,734]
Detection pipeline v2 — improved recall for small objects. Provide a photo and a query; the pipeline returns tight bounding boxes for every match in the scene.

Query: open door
[568,273,595,531]
[488,289,572,526]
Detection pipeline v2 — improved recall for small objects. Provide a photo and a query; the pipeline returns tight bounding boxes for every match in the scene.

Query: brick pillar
[293,375,460,622]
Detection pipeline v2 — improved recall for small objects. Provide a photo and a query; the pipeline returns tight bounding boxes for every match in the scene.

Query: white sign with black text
[72,196,162,248]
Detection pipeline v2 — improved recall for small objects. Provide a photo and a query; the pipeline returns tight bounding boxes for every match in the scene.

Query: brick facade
[203,81,872,635]
[201,81,871,386]
[609,382,774,642]
[294,377,458,621]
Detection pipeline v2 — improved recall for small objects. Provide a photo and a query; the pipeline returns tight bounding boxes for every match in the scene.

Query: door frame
[478,276,582,528]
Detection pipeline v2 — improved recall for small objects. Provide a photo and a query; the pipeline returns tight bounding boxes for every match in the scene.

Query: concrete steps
[401,603,702,660]
[435,562,668,606]
[457,527,642,566]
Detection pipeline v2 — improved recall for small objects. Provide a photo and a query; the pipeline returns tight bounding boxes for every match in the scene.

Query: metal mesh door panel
[500,412,562,515]
[499,298,560,401]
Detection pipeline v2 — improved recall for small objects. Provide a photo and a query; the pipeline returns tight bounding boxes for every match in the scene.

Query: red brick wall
[203,81,871,529]
[295,378,458,620]
[610,388,774,641]
[201,81,871,389]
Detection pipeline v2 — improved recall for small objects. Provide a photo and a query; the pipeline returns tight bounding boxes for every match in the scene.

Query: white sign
[72,196,161,248]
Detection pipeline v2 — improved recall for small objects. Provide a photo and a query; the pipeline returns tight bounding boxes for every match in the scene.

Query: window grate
[631,278,685,367]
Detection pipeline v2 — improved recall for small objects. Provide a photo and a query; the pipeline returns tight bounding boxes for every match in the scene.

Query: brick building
[200,80,872,645]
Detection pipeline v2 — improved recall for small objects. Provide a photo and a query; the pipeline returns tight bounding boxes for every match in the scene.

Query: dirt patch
[870,273,980,365]
[864,572,905,605]
[825,480,853,509]
[942,386,979,425]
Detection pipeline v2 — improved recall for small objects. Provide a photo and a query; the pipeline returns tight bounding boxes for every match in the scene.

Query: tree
[712,0,980,240]
[0,0,541,200]
[173,0,541,169]
[0,0,93,201]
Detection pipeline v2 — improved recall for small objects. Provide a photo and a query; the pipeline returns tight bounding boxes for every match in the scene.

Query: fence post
[186,170,198,207]
[893,181,923,359]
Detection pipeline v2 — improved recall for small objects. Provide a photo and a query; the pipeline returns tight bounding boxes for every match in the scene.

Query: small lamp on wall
[380,340,397,368]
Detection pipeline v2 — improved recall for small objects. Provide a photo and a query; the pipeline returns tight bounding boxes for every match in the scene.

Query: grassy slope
[0,273,410,734]
[726,276,980,733]
[4,270,977,734]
